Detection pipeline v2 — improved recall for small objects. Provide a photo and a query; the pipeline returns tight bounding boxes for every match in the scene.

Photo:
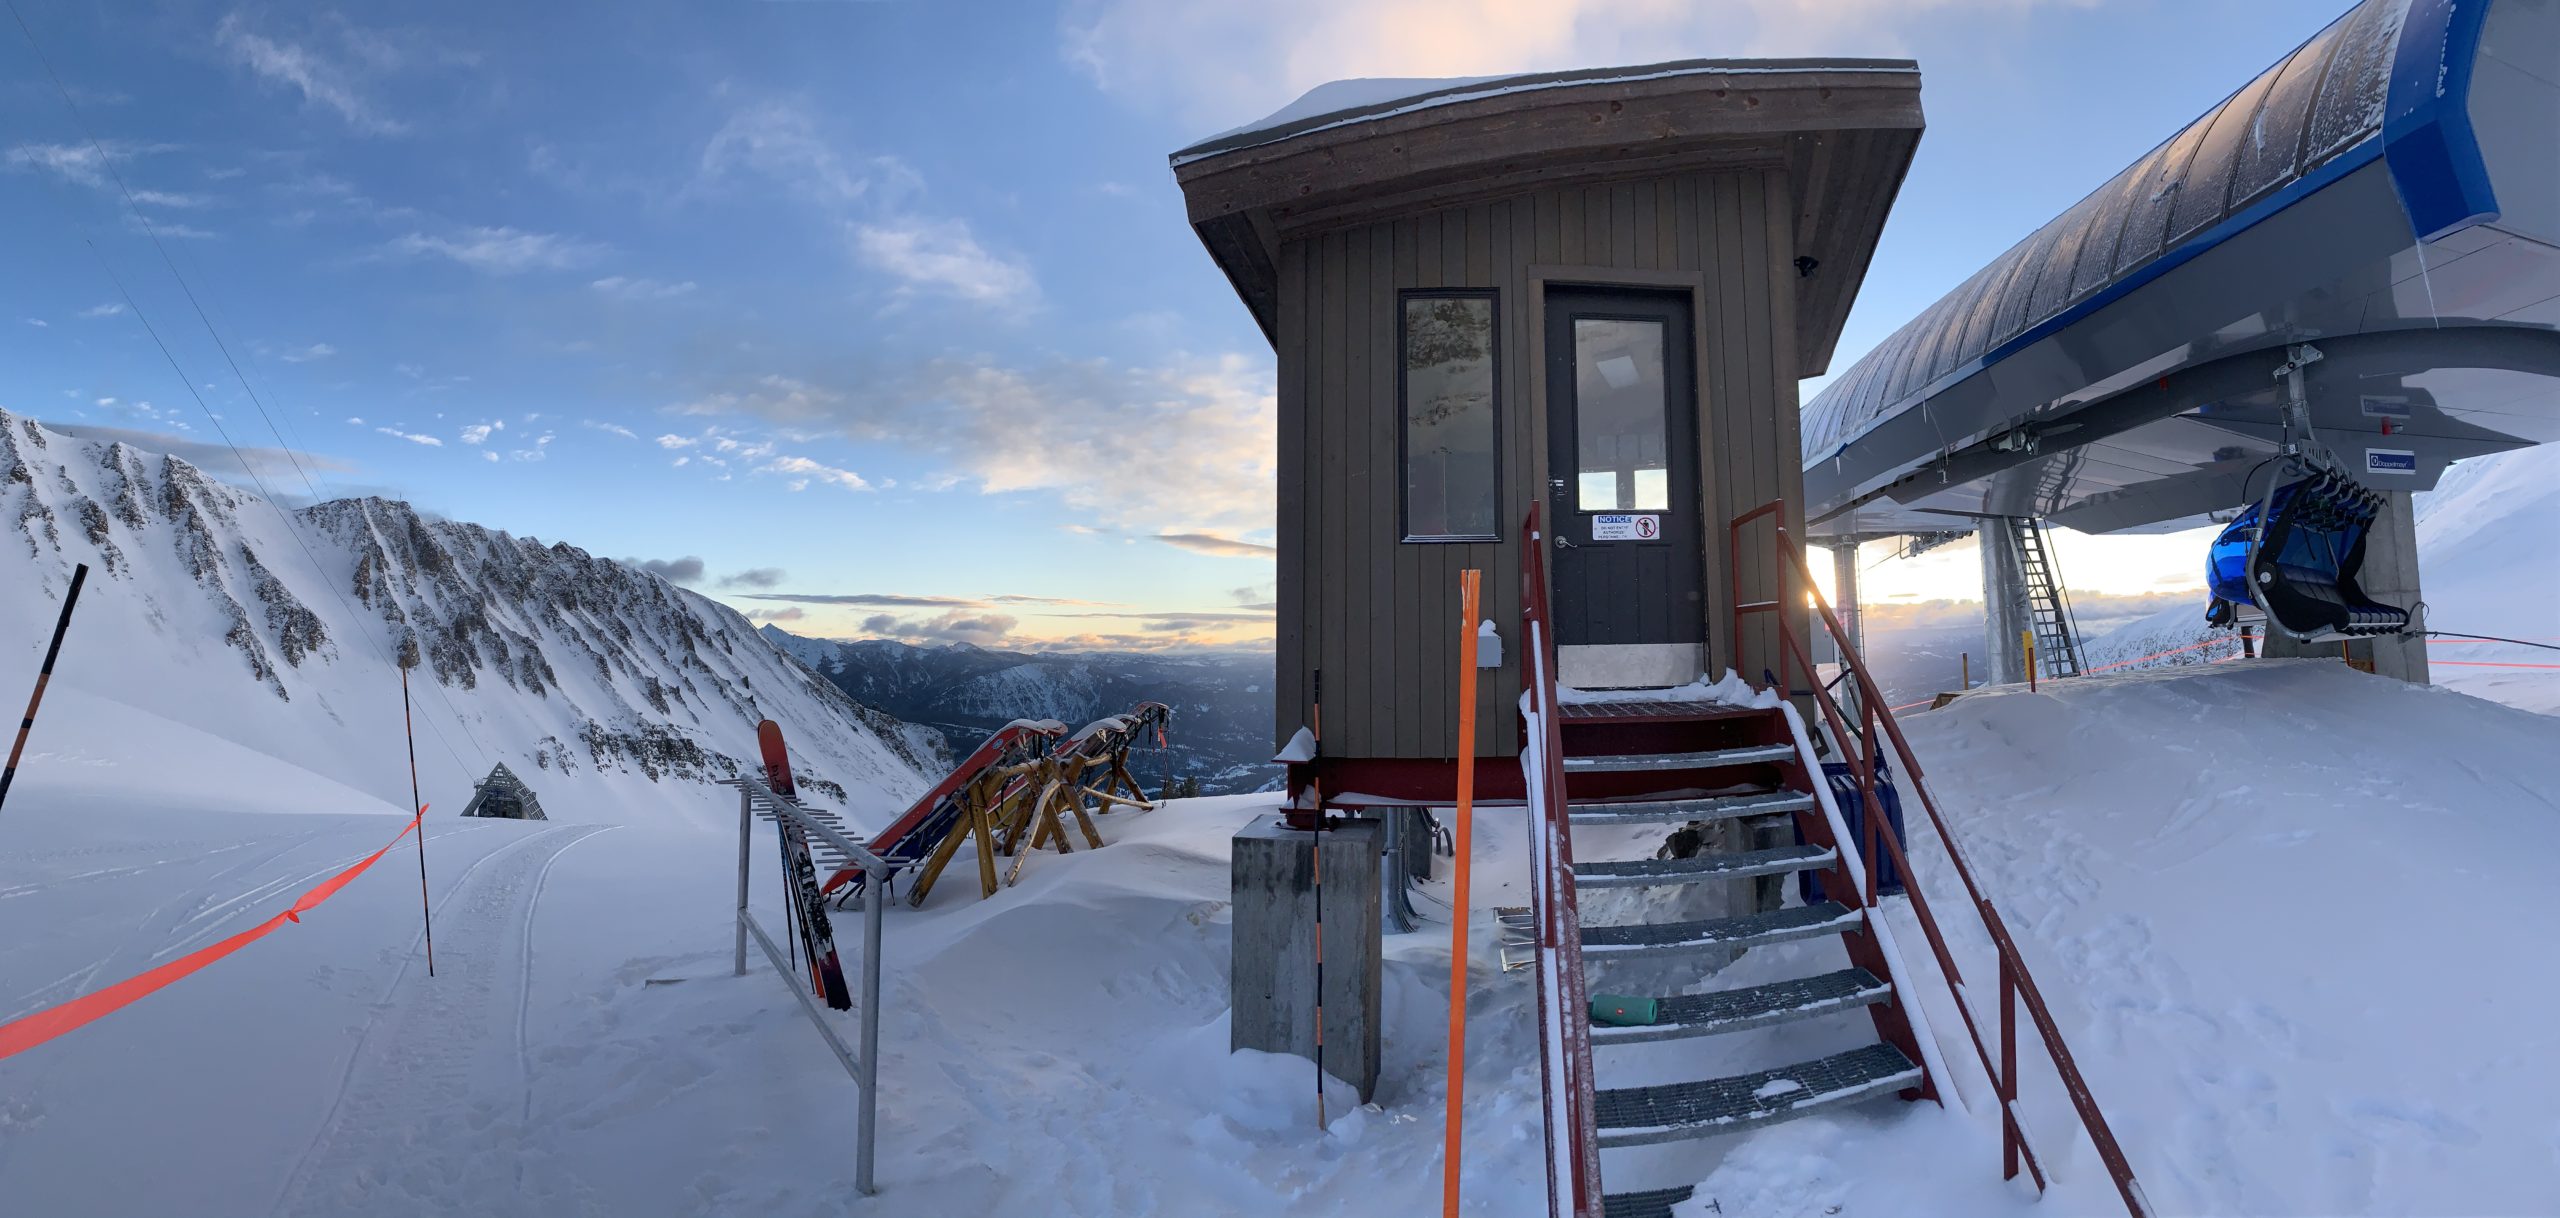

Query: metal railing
[1518,503,1605,1218]
[1730,500,2149,1216]
[725,772,888,1195]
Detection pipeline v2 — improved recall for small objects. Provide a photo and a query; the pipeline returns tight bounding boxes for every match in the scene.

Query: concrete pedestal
[1231,814,1382,1101]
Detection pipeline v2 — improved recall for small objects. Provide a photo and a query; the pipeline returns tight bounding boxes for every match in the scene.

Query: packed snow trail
[0,809,609,1217]
[274,823,615,1217]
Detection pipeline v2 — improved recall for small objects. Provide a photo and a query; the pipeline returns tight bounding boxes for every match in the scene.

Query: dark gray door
[1544,288,1705,651]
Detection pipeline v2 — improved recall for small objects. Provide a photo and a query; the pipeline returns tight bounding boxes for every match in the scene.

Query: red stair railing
[1730,499,2150,1217]
[1518,503,1604,1218]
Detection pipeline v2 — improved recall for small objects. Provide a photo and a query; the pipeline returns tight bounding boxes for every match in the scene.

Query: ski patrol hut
[459,763,547,820]
[1173,60,1926,802]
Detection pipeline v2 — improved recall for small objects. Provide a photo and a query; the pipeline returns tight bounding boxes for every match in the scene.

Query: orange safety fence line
[0,805,424,1061]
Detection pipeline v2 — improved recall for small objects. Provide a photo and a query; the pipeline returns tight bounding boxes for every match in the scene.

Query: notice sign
[2365,448,2418,476]
[1591,513,1661,541]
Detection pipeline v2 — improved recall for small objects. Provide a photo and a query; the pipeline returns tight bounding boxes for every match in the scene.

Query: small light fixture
[1794,255,1820,278]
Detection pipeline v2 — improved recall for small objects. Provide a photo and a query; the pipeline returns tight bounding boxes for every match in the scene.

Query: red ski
[758,720,852,1010]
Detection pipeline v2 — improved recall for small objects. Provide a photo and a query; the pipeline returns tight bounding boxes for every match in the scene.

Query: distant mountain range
[760,627,1280,795]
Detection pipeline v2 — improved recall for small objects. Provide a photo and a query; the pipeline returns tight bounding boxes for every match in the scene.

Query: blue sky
[0,0,2361,648]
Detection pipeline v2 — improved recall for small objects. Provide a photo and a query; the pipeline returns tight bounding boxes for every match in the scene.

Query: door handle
[1555,535,1576,549]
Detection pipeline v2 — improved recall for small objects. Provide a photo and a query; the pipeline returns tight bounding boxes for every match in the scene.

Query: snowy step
[1562,742,1795,774]
[1601,1186,1695,1218]
[1592,1042,1921,1147]
[1569,789,1812,826]
[1589,967,1891,1045]
[1582,901,1861,959]
[1573,843,1835,889]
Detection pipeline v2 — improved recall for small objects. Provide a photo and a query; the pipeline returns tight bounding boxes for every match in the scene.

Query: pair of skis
[757,720,851,1011]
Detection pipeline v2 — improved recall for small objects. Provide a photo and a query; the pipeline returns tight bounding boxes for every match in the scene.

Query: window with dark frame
[1399,291,1500,542]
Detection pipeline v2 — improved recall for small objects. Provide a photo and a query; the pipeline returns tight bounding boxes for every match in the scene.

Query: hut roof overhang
[1170,59,1926,377]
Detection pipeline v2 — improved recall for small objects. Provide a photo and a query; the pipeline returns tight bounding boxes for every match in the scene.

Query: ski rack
[822,703,1178,906]
[723,771,889,1195]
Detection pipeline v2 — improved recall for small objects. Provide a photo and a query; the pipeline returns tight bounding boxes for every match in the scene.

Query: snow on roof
[1173,58,1918,166]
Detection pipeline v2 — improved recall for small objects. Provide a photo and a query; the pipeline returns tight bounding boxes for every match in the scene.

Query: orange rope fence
[0,805,425,1060]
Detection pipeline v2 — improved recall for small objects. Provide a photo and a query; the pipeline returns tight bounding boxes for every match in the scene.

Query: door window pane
[1573,318,1669,513]
[1402,294,1500,539]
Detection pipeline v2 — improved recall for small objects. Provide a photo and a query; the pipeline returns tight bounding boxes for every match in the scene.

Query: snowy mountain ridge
[0,408,940,826]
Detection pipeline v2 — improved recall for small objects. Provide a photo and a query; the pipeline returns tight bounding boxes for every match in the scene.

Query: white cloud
[459,422,498,444]
[581,419,639,439]
[375,426,442,446]
[126,215,215,240]
[24,318,45,327]
[279,342,336,362]
[482,450,500,462]
[393,362,423,378]
[2,140,179,192]
[386,226,606,274]
[679,351,1275,535]
[77,303,124,319]
[216,14,405,136]
[698,100,878,207]
[761,454,871,493]
[127,188,208,208]
[590,276,697,301]
[852,217,1038,308]
[654,434,694,449]
[345,415,365,425]
[1065,0,2088,129]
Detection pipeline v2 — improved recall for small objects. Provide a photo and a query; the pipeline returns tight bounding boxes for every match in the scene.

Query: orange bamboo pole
[1441,569,1484,1218]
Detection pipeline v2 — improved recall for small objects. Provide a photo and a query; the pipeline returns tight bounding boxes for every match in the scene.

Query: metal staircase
[1509,501,2153,1218]
[2009,517,2084,679]
[1518,505,1943,1218]
[1534,698,1936,1216]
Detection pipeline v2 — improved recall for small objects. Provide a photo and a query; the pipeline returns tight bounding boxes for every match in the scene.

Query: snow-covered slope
[7,653,2555,1213]
[0,408,936,828]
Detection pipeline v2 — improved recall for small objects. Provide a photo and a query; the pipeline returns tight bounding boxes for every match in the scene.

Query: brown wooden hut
[1172,60,1924,801]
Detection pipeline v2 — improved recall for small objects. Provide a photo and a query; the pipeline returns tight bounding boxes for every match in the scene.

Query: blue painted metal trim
[2383,0,2499,243]
[1817,134,2389,467]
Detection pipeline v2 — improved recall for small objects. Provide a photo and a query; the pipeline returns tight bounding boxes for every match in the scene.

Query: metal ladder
[2010,517,2083,679]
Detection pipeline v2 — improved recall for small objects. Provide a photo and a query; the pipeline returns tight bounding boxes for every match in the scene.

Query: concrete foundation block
[1231,814,1382,1101]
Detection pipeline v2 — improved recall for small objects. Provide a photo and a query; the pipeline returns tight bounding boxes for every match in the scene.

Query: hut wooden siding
[1275,169,1813,761]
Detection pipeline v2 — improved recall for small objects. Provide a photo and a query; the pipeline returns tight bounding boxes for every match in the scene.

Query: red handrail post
[2001,955,2020,1181]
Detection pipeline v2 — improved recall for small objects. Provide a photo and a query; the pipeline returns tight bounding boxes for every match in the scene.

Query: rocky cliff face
[0,408,942,822]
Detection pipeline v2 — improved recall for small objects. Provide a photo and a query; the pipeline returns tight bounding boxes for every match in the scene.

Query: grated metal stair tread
[1574,843,1836,888]
[1569,790,1813,825]
[1593,1042,1922,1147]
[1562,742,1797,774]
[1600,1186,1696,1218]
[1582,901,1860,958]
[1590,967,1892,1045]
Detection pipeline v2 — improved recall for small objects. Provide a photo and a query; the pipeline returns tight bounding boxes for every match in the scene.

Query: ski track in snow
[271,824,612,1218]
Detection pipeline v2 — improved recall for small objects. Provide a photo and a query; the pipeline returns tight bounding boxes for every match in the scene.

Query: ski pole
[1,563,89,819]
